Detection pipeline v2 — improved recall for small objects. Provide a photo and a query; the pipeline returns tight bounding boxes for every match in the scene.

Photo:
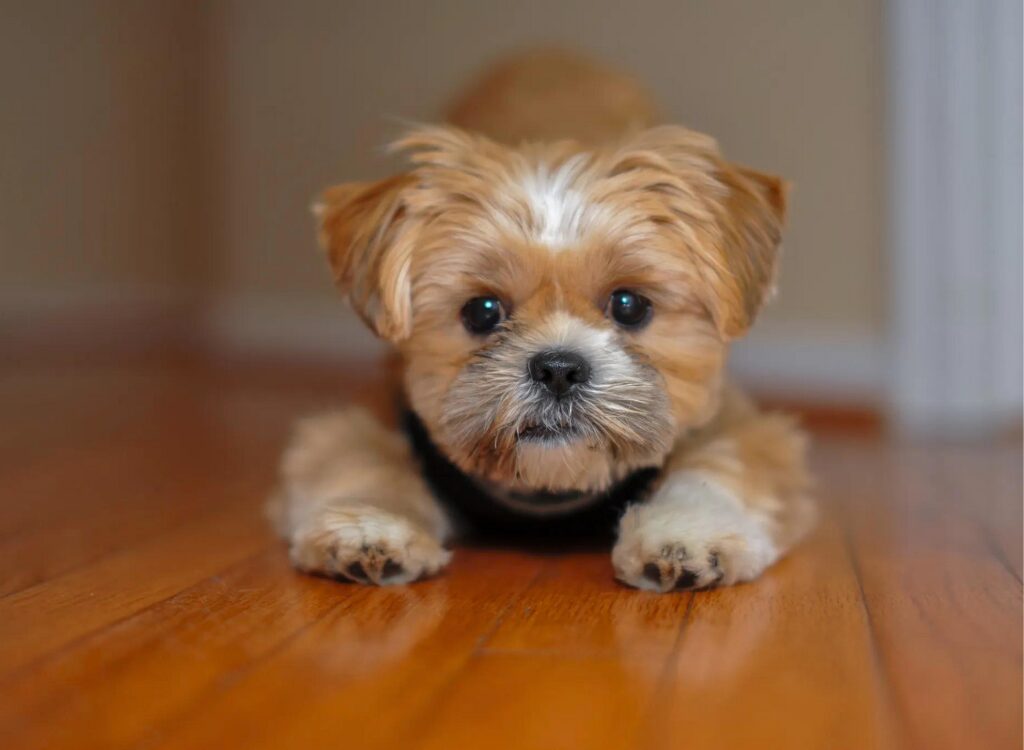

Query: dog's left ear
[710,162,789,338]
[615,126,788,339]
[314,173,418,342]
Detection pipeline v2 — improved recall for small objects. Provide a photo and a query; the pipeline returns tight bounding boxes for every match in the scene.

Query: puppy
[269,51,815,592]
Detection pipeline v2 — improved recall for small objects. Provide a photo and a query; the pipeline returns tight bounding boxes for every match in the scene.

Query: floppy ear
[709,163,789,338]
[612,126,788,339]
[314,173,418,342]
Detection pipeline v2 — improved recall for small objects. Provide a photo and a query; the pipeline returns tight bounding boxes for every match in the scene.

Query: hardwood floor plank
[141,549,547,750]
[0,433,161,537]
[937,444,1022,583]
[825,441,1023,750]
[0,367,176,465]
[0,366,305,594]
[412,652,663,750]
[0,550,345,750]
[483,550,692,659]
[408,550,691,750]
[652,515,897,750]
[2,360,1020,750]
[0,401,255,540]
[0,463,270,597]
[0,496,273,675]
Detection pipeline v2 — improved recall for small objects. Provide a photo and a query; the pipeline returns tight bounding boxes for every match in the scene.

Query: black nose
[528,350,591,397]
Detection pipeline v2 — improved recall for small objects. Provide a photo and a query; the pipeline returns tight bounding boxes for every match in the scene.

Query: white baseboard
[0,283,196,352]
[3,287,885,405]
[200,295,384,361]
[0,282,190,316]
[729,323,885,403]
[204,297,886,404]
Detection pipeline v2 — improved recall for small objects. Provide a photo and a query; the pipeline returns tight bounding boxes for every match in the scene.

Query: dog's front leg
[612,408,815,592]
[268,408,452,585]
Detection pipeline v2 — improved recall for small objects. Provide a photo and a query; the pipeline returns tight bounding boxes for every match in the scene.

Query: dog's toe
[674,568,699,590]
[343,560,369,582]
[380,558,405,581]
[642,562,663,587]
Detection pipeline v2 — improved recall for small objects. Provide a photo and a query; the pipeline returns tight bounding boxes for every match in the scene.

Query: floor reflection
[311,584,450,677]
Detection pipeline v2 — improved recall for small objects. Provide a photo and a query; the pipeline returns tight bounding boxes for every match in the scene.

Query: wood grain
[824,441,1023,750]
[654,515,896,750]
[0,358,1019,750]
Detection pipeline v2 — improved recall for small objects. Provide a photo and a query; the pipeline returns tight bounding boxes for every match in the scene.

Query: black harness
[401,409,662,540]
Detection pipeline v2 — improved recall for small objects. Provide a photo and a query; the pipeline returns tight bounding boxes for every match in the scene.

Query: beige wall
[208,0,885,337]
[1,0,883,343]
[0,0,202,303]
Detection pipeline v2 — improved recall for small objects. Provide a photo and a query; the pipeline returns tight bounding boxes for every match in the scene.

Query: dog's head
[316,125,786,497]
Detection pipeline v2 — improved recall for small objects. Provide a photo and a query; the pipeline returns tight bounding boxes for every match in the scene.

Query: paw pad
[334,545,407,585]
[633,545,723,591]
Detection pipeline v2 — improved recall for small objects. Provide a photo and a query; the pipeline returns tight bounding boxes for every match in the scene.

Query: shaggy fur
[274,51,815,592]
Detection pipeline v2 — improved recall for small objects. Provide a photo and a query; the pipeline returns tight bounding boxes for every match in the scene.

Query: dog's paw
[611,478,778,593]
[289,506,451,585]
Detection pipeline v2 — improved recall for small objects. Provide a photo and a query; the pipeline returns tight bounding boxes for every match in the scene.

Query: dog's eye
[461,296,504,334]
[607,289,652,329]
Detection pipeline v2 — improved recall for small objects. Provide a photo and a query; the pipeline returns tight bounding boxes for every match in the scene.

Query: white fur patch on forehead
[520,156,594,250]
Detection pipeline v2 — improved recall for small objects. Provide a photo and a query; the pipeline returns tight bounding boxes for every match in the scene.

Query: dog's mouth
[517,422,579,443]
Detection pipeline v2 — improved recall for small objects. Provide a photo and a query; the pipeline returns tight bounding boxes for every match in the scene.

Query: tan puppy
[270,51,815,592]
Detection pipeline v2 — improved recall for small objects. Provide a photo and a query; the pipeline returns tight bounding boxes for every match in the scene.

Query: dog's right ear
[313,174,418,342]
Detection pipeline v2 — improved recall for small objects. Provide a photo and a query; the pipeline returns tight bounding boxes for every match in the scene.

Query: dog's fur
[269,51,815,592]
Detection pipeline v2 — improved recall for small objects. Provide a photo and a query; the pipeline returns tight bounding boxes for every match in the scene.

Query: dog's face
[317,126,786,497]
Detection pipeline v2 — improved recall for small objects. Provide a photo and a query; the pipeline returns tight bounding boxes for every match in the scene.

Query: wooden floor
[0,356,1020,750]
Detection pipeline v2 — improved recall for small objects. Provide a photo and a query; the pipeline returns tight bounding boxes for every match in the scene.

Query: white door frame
[887,0,1022,434]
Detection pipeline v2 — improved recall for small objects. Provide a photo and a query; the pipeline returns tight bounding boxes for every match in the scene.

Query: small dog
[270,51,815,592]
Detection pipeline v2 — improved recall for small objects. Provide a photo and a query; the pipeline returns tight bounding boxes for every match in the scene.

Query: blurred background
[1,0,1020,436]
[0,7,1020,747]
